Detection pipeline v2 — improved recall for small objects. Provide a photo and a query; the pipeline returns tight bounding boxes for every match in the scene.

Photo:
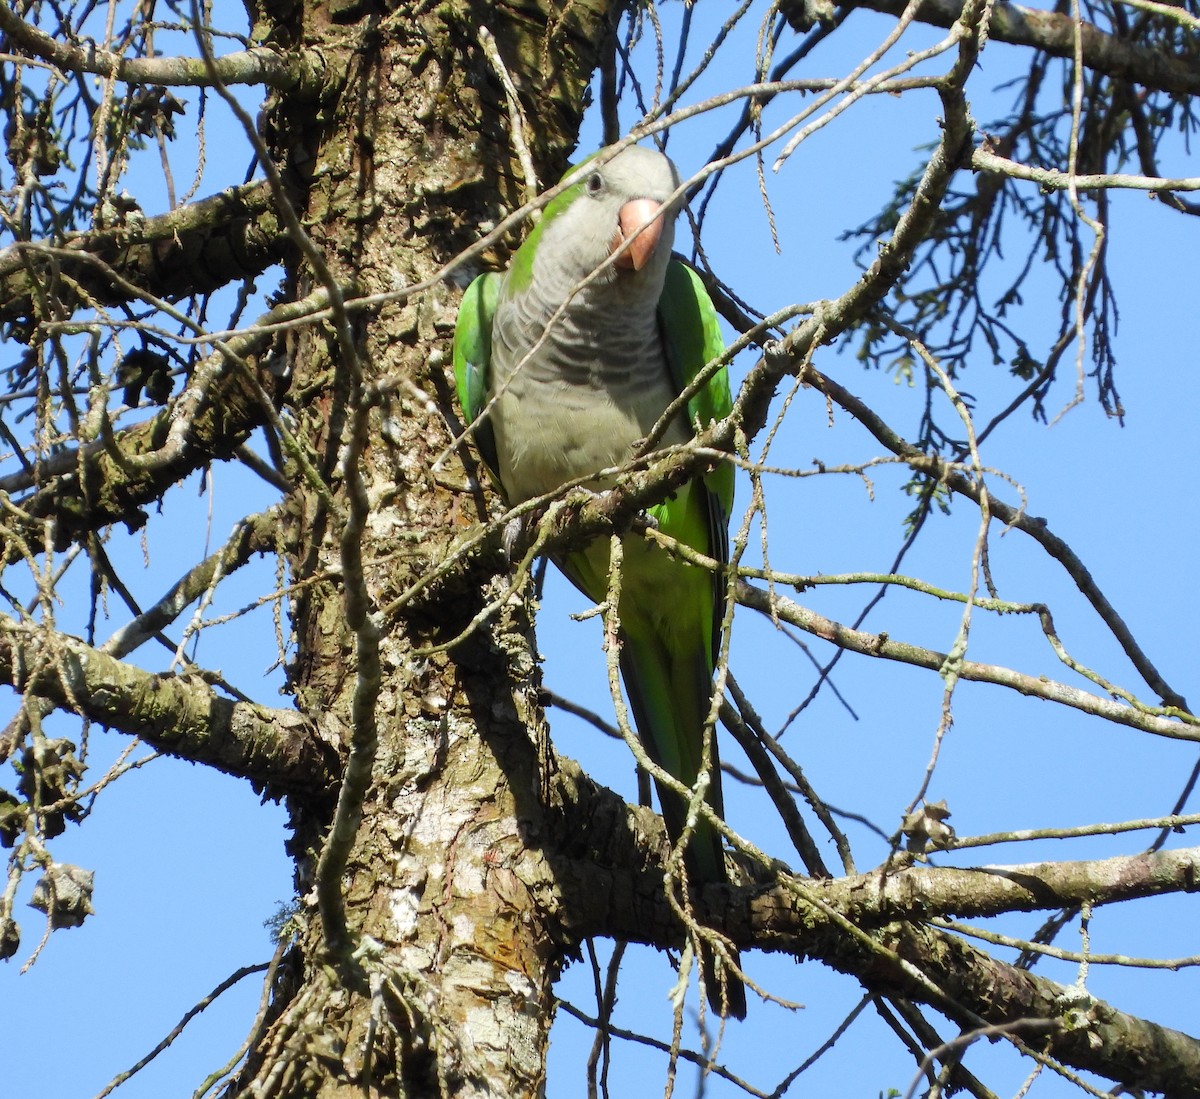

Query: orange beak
[611,198,665,271]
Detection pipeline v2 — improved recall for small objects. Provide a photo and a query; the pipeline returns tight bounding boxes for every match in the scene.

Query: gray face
[537,145,682,289]
[488,146,688,504]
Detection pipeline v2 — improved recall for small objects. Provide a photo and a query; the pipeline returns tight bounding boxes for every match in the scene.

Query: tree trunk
[235,2,616,1094]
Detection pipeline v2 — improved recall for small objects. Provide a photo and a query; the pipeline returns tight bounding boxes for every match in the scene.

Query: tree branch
[0,618,338,801]
[882,922,1200,1097]
[787,0,1200,96]
[972,147,1200,195]
[732,7,977,444]
[736,580,1197,743]
[0,290,330,561]
[555,765,1200,951]
[549,755,1200,1092]
[100,507,283,659]
[796,364,1192,712]
[0,1,328,92]
[0,181,292,332]
[745,846,1200,933]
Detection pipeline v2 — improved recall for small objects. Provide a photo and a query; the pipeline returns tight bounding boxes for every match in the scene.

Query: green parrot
[453,144,744,1019]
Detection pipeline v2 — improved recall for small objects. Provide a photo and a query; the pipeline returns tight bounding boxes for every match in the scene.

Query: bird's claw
[500,516,526,560]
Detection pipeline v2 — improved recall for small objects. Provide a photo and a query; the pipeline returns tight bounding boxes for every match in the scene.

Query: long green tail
[561,486,746,1018]
[617,605,747,1019]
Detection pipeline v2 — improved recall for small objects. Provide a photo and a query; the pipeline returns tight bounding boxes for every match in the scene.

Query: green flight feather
[656,257,734,663]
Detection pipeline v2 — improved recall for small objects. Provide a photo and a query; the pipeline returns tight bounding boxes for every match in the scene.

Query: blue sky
[3,3,1197,1097]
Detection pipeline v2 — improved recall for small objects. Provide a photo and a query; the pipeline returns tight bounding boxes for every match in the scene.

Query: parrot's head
[525,144,682,295]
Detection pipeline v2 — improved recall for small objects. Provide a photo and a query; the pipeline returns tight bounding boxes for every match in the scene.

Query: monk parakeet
[453,144,744,1019]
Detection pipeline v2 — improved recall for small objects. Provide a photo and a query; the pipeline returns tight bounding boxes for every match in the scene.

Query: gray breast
[489,276,683,504]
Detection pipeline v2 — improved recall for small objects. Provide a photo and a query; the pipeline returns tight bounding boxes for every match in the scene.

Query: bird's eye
[585,172,604,195]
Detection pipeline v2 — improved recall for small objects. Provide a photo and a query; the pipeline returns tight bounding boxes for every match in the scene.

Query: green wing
[656,256,734,659]
[658,258,733,509]
[658,260,729,416]
[452,271,503,476]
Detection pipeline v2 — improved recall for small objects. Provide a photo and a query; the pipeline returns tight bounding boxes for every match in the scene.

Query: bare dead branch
[0,1,327,92]
[736,580,1196,743]
[972,147,1200,195]
[796,364,1192,713]
[792,0,1200,95]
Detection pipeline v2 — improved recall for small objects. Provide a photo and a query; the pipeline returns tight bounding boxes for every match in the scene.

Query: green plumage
[453,145,744,1018]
